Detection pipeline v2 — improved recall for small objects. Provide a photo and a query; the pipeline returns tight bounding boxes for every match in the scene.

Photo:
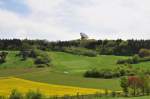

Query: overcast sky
[0,0,150,41]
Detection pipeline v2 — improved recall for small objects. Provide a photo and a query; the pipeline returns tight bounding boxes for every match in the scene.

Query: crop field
[1,0,150,98]
[0,77,105,96]
[18,69,121,91]
[0,51,150,98]
[0,51,125,91]
[1,51,150,91]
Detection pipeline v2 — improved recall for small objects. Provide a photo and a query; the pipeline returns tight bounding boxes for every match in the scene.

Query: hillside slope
[0,51,150,91]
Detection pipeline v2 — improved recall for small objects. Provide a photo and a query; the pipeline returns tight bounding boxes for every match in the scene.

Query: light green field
[49,51,128,75]
[17,69,121,90]
[0,51,34,68]
[0,51,150,91]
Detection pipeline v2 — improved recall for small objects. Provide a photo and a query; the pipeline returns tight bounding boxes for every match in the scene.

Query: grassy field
[49,52,150,75]
[17,69,121,90]
[0,77,149,99]
[0,51,150,92]
[0,51,34,68]
[50,52,128,75]
[0,68,44,77]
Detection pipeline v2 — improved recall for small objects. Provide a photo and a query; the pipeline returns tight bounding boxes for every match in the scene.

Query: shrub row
[0,87,150,99]
[117,55,150,64]
[62,47,97,57]
[5,89,43,99]
[19,49,51,67]
[139,48,150,58]
[84,67,138,79]
[117,49,150,65]
[0,89,122,99]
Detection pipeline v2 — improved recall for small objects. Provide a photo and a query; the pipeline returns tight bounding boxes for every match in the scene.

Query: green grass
[0,67,44,77]
[0,51,34,68]
[0,51,150,91]
[132,61,150,70]
[49,51,128,75]
[16,68,121,91]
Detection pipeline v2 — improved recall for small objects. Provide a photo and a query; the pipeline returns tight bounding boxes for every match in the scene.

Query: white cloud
[0,0,150,40]
[0,0,79,40]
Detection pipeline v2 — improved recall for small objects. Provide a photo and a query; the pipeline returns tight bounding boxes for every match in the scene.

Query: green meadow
[0,51,150,92]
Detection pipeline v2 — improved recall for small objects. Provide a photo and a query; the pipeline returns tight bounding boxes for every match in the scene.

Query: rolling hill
[0,51,150,91]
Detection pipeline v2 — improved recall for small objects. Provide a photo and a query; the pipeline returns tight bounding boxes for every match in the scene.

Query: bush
[120,75,150,96]
[139,48,150,58]
[117,55,140,64]
[84,69,100,78]
[19,50,31,60]
[132,55,139,64]
[33,50,51,67]
[36,64,47,68]
[117,54,150,65]
[139,57,150,62]
[18,49,52,67]
[116,58,133,64]
[117,59,127,64]
[84,66,138,79]
[9,89,23,99]
[84,69,119,79]
[120,76,128,96]
[117,49,150,65]
[0,96,6,99]
[82,50,97,57]
[63,47,97,57]
[25,90,43,99]
[34,55,51,65]
[103,72,113,78]
[0,51,8,63]
[35,56,46,64]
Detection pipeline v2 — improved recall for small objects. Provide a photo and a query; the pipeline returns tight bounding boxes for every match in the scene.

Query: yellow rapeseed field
[0,77,106,96]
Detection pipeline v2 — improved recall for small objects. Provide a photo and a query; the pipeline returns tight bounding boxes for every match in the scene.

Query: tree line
[117,49,150,64]
[0,39,150,56]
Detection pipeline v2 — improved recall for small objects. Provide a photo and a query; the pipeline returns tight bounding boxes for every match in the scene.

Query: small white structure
[80,33,88,40]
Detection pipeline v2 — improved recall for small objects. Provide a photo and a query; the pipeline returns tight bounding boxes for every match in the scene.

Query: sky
[0,0,150,41]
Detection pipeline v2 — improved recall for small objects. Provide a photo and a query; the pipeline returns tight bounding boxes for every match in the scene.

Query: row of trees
[61,47,97,57]
[0,39,50,51]
[84,68,133,79]
[0,89,119,99]
[121,75,150,96]
[117,49,150,64]
[84,65,150,79]
[0,39,150,56]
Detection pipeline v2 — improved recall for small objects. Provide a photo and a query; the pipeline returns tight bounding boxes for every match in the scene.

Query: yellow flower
[0,77,106,96]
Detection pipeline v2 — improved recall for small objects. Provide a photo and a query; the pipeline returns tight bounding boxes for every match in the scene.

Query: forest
[0,39,150,56]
